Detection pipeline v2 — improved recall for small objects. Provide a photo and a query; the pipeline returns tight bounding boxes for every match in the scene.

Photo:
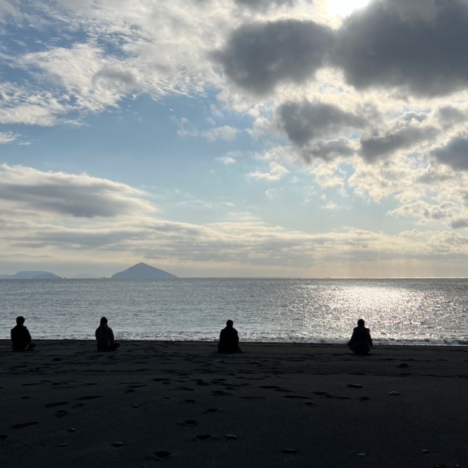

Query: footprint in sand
[212,390,231,397]
[282,449,297,454]
[195,380,210,386]
[153,451,171,461]
[324,394,352,400]
[177,420,198,427]
[10,421,39,429]
[284,395,309,400]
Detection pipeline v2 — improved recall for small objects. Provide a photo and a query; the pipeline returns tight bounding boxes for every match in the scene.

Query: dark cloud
[436,106,466,129]
[360,124,438,161]
[334,0,468,97]
[276,101,365,146]
[432,133,468,171]
[92,69,136,87]
[303,138,355,162]
[215,1,468,99]
[213,20,333,95]
[234,0,296,10]
[451,218,468,229]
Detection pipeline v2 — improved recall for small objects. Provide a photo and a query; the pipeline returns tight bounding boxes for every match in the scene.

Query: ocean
[1,278,467,345]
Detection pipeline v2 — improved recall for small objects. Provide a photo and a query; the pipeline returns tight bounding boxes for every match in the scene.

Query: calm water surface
[0,278,467,345]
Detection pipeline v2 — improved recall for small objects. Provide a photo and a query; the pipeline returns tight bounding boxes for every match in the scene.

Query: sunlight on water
[0,279,467,345]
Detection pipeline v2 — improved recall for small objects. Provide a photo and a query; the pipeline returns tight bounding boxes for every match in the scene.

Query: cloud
[304,138,356,162]
[0,83,71,126]
[389,201,459,224]
[360,119,438,162]
[216,156,236,165]
[215,150,243,164]
[273,100,363,162]
[250,161,289,181]
[435,106,467,129]
[0,165,153,218]
[432,132,468,171]
[0,0,20,21]
[0,131,17,144]
[2,166,468,274]
[276,101,365,146]
[334,0,468,97]
[450,218,468,229]
[202,125,240,142]
[213,19,333,96]
[234,0,296,10]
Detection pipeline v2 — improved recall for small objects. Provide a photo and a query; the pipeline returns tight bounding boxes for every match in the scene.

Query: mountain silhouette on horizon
[111,263,177,279]
[0,271,62,280]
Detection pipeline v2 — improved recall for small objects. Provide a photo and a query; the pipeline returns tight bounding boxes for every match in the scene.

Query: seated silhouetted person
[11,316,36,352]
[95,317,120,352]
[217,320,242,353]
[348,319,373,355]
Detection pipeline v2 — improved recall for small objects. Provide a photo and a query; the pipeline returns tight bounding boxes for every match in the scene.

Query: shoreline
[1,341,467,467]
[2,339,467,347]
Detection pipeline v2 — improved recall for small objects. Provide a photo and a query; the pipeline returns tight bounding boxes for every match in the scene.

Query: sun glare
[327,0,371,17]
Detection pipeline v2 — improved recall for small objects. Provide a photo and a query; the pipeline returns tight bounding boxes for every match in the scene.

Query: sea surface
[0,278,467,345]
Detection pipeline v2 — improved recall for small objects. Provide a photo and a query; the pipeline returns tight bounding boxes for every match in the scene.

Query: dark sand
[0,340,467,467]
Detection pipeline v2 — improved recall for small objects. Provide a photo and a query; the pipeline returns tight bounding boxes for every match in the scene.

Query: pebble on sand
[422,449,429,454]
[68,428,76,433]
[358,453,366,457]
[57,443,68,447]
[388,391,400,396]
[225,434,238,440]
[112,442,124,447]
[347,384,363,388]
[397,363,410,368]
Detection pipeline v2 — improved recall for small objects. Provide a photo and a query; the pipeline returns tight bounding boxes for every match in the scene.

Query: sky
[2,0,468,278]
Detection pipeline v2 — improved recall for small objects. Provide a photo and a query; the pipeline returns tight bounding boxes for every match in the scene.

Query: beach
[0,341,466,467]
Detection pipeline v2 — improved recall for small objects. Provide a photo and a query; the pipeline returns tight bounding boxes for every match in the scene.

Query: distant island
[0,271,62,280]
[0,263,177,280]
[112,263,177,279]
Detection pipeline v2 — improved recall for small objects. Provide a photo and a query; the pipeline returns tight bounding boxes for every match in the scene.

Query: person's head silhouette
[16,316,25,325]
[357,319,365,327]
[100,317,108,326]
[226,320,234,328]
